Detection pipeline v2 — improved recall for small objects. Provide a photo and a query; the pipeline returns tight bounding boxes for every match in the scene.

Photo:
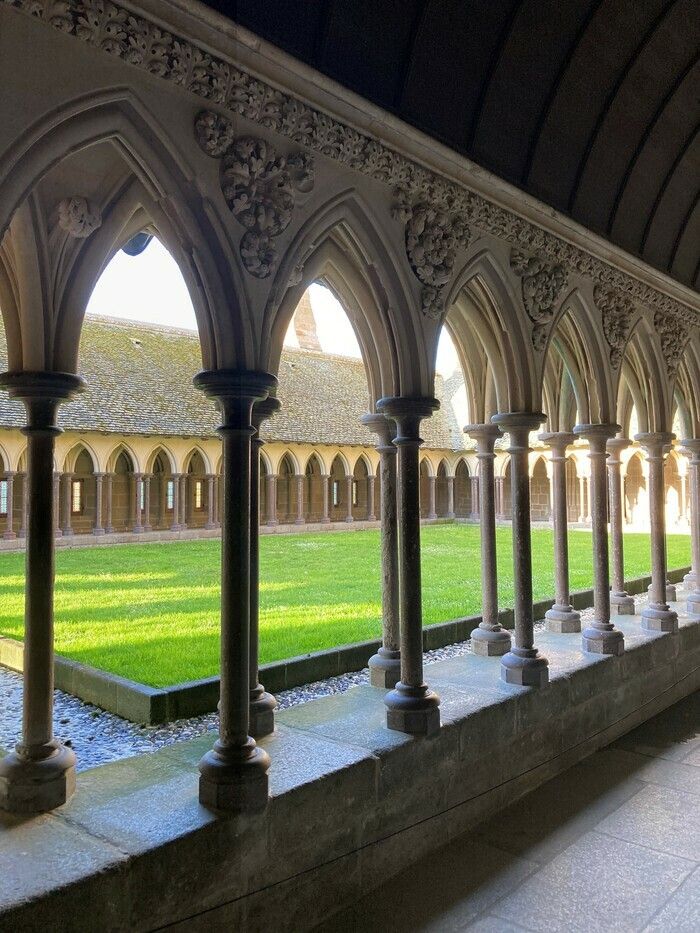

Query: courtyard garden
[0,524,691,688]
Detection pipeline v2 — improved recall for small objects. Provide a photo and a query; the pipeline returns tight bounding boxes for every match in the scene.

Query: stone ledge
[0,567,690,724]
[1,601,698,931]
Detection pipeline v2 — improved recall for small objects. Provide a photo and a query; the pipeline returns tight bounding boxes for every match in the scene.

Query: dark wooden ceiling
[221,1,700,291]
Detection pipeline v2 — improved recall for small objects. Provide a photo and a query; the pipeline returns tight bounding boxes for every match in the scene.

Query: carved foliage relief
[57,197,101,238]
[195,111,314,278]
[654,310,691,379]
[594,285,636,369]
[510,251,567,350]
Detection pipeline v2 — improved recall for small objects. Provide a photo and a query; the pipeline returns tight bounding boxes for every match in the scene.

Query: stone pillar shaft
[3,472,15,539]
[266,474,277,525]
[133,473,144,533]
[607,439,635,614]
[206,474,216,528]
[378,397,440,735]
[345,475,354,522]
[171,473,180,531]
[367,474,376,521]
[295,474,305,524]
[53,472,61,538]
[321,474,330,523]
[19,472,27,538]
[446,475,455,519]
[471,475,480,519]
[105,472,114,533]
[62,472,73,535]
[93,473,105,535]
[179,474,187,529]
[427,474,437,519]
[143,474,152,531]
[681,441,700,612]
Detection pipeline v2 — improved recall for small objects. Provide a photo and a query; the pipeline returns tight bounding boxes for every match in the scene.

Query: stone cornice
[5,0,699,332]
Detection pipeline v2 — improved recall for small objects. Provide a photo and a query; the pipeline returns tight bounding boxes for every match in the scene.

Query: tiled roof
[0,316,466,450]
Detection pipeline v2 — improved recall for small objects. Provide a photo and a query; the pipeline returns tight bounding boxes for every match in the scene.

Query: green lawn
[0,525,690,688]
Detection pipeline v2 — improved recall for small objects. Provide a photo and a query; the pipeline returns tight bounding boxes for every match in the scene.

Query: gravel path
[0,598,647,772]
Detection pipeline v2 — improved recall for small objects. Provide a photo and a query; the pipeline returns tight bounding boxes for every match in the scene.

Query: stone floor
[317,690,700,933]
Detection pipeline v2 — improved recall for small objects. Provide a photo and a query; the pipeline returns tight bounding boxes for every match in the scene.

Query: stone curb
[0,566,690,724]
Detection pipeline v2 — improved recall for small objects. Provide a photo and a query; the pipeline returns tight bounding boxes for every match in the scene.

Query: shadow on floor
[315,692,700,932]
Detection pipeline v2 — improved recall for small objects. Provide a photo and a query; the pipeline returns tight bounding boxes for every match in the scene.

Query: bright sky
[86,239,462,377]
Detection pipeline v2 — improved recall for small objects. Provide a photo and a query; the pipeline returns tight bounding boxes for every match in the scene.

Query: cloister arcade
[0,10,699,923]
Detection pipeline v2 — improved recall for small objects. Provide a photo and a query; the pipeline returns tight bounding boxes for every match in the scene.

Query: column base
[368,647,401,688]
[683,570,696,588]
[198,739,270,813]
[610,591,636,615]
[544,605,581,633]
[641,605,679,634]
[366,514,377,522]
[266,519,279,526]
[294,519,305,525]
[581,623,624,656]
[249,687,277,738]
[104,526,114,535]
[427,513,437,521]
[143,524,153,533]
[170,524,181,532]
[62,529,73,537]
[385,682,440,735]
[55,529,63,538]
[0,742,76,813]
[320,517,331,524]
[446,512,455,520]
[470,624,512,656]
[92,527,105,536]
[132,525,144,535]
[2,531,16,540]
[344,517,354,524]
[687,591,700,614]
[647,582,677,602]
[204,522,217,530]
[500,647,549,688]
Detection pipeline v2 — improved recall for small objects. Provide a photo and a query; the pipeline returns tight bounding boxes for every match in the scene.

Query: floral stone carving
[194,111,314,278]
[57,197,102,239]
[393,194,471,319]
[654,310,691,378]
[510,251,567,350]
[594,285,635,368]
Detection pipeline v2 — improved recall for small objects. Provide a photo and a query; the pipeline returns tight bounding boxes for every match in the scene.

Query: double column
[635,433,678,633]
[363,413,401,688]
[574,424,625,654]
[377,397,440,735]
[492,413,549,686]
[194,369,277,812]
[606,439,635,614]
[464,424,511,655]
[538,433,581,633]
[0,371,84,813]
[681,440,700,613]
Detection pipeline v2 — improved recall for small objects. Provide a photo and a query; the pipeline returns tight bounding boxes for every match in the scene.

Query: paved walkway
[318,691,700,932]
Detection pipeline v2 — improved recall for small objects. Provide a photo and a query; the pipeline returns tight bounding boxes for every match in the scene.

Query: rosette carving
[594,285,635,368]
[510,251,567,350]
[194,111,314,278]
[393,194,471,319]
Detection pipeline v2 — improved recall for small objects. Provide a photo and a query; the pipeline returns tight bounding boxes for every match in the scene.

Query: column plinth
[194,369,276,812]
[680,441,700,614]
[377,397,440,732]
[465,424,511,655]
[363,413,401,688]
[606,439,635,614]
[493,413,548,685]
[574,424,625,655]
[0,371,84,813]
[636,432,679,633]
[539,432,581,633]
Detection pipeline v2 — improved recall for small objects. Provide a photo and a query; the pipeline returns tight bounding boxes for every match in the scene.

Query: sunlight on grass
[0,526,690,688]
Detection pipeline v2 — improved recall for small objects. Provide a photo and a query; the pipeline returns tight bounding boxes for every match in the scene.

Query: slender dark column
[104,472,114,533]
[179,474,187,530]
[366,474,376,521]
[53,472,62,538]
[143,474,152,532]
[345,475,354,522]
[194,369,276,812]
[465,424,511,655]
[574,424,625,655]
[19,472,27,538]
[266,474,278,525]
[249,397,280,737]
[446,475,455,519]
[377,397,440,734]
[205,474,216,529]
[606,439,635,614]
[635,433,678,633]
[539,432,581,632]
[133,473,144,533]
[93,472,105,535]
[492,412,549,686]
[62,472,73,536]
[320,474,330,523]
[3,471,16,539]
[0,371,83,813]
[681,440,700,613]
[427,475,437,519]
[363,414,401,689]
[170,473,180,531]
[294,474,305,525]
[471,475,480,519]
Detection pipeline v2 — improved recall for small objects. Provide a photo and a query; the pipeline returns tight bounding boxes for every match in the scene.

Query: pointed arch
[144,444,176,475]
[183,446,213,475]
[62,441,98,474]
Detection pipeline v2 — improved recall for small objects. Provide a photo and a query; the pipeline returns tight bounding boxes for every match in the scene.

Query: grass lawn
[0,525,690,688]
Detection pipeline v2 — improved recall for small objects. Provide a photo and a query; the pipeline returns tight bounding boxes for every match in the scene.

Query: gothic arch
[62,441,98,474]
[144,444,176,475]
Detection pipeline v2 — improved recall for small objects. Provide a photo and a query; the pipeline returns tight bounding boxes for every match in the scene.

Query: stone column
[471,475,480,519]
[294,474,305,525]
[363,414,401,689]
[179,474,187,529]
[170,473,180,531]
[205,474,216,529]
[495,475,505,520]
[681,440,700,612]
[265,474,278,525]
[19,472,27,539]
[465,424,511,655]
[53,472,62,538]
[635,433,679,633]
[3,472,15,539]
[249,398,281,737]
[585,475,592,523]
[320,474,330,523]
[104,472,114,534]
[143,474,152,532]
[62,472,73,536]
[427,474,437,519]
[578,474,586,523]
[133,473,144,533]
[574,424,625,654]
[606,439,635,614]
[194,369,276,813]
[345,475,354,522]
[446,475,455,519]
[377,397,440,734]
[0,371,83,813]
[539,432,581,632]
[366,474,376,521]
[680,472,687,525]
[93,472,105,535]
[492,413,549,686]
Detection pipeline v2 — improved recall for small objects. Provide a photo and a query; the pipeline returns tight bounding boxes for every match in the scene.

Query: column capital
[377,397,439,445]
[1,371,85,434]
[680,438,700,461]
[606,437,632,463]
[252,395,281,431]
[194,369,277,431]
[538,431,575,456]
[634,431,675,454]
[574,423,620,451]
[492,411,545,437]
[464,423,501,454]
[361,412,397,451]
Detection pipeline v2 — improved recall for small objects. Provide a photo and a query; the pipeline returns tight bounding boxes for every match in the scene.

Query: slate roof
[0,316,466,450]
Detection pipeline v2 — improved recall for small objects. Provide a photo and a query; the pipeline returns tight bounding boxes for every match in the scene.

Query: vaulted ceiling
[222,0,700,292]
